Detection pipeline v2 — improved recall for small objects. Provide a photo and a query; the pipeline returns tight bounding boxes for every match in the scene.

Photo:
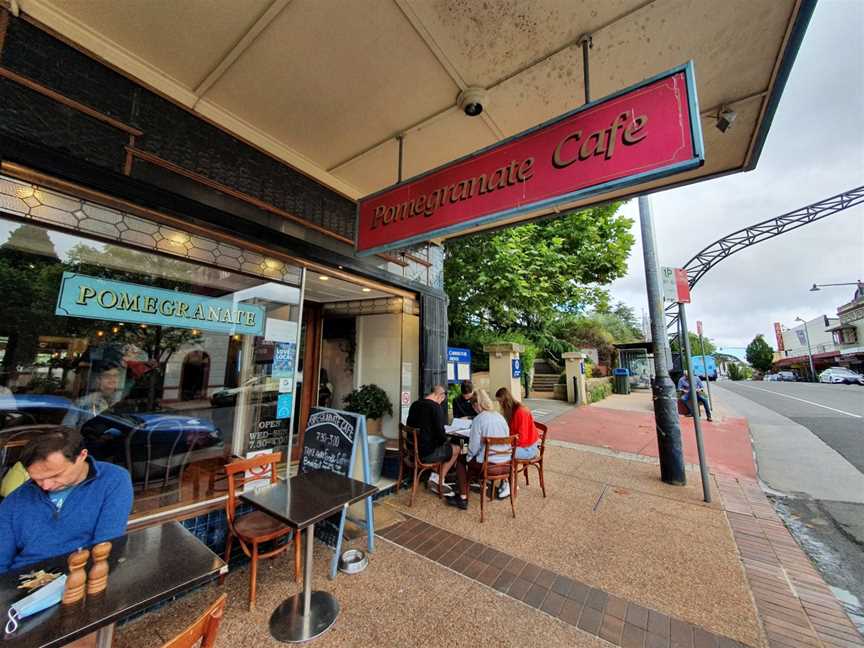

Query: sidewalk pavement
[547,392,757,479]
[114,393,863,648]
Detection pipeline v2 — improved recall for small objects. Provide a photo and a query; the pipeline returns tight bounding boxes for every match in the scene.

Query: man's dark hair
[460,380,474,395]
[19,427,85,468]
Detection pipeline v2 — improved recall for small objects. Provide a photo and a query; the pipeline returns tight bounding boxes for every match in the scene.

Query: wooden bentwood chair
[223,452,301,610]
[515,422,548,498]
[477,435,519,523]
[396,423,444,507]
[161,594,227,648]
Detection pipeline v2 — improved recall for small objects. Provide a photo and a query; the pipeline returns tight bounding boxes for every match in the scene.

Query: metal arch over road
[666,185,864,331]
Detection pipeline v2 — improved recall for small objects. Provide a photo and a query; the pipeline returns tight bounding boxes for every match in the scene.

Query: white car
[818,367,864,385]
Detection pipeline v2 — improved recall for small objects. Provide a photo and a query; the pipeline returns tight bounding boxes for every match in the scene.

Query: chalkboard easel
[300,407,375,579]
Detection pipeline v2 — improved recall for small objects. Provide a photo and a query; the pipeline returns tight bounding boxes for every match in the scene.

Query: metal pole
[579,34,592,104]
[396,135,404,183]
[679,303,711,502]
[303,523,315,616]
[677,314,686,382]
[699,331,713,408]
[639,195,686,485]
[803,324,816,381]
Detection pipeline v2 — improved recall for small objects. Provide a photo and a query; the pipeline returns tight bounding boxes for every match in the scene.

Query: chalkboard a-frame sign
[300,407,375,578]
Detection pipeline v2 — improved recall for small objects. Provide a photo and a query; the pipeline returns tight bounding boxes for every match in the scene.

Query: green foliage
[727,363,752,381]
[447,329,537,378]
[343,384,394,420]
[592,302,643,342]
[588,380,612,403]
[671,331,717,356]
[447,383,461,410]
[746,335,774,373]
[445,203,633,337]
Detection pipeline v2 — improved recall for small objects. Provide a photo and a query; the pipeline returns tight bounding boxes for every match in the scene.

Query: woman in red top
[495,388,539,460]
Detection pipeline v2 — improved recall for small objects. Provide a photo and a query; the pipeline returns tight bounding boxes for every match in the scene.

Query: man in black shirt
[406,385,468,509]
[451,380,476,419]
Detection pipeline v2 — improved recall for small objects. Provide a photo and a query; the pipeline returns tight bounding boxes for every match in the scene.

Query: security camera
[716,107,737,133]
[457,87,488,117]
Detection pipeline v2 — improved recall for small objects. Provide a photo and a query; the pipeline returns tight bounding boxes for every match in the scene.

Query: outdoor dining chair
[396,423,444,506]
[223,452,301,610]
[515,422,548,498]
[161,593,227,648]
[476,434,519,523]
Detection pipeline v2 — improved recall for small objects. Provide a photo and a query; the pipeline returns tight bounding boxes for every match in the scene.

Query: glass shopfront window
[0,216,302,516]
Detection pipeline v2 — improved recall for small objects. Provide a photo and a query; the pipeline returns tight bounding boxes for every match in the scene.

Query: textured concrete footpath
[546,395,757,479]
[113,394,862,647]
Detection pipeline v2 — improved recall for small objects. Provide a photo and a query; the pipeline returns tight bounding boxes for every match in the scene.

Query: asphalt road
[717,380,864,629]
[719,381,864,471]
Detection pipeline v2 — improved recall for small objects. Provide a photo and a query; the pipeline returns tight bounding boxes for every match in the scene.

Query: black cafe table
[240,470,378,644]
[0,521,225,648]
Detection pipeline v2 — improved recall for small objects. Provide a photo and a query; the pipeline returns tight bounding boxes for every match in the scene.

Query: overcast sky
[608,0,864,360]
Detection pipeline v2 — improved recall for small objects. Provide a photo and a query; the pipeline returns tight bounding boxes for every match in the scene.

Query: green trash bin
[612,369,631,394]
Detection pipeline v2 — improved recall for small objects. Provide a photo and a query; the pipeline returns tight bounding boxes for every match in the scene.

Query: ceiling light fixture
[319,275,329,281]
[362,288,371,293]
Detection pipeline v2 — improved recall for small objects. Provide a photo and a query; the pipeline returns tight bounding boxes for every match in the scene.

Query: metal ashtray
[338,549,368,575]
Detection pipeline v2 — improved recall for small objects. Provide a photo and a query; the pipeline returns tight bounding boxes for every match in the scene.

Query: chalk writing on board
[300,408,359,477]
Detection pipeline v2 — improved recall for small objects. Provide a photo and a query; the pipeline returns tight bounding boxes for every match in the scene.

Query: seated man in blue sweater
[0,427,133,574]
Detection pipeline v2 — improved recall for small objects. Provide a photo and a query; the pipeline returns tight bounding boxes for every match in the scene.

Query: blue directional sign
[447,347,472,383]
[512,358,522,378]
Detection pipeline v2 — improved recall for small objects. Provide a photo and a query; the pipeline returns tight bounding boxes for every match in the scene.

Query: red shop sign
[356,62,703,255]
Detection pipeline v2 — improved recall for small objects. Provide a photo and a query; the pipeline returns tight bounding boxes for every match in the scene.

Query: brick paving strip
[715,474,864,648]
[377,515,749,648]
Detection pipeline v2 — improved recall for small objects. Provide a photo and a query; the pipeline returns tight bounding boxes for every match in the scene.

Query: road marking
[738,385,862,419]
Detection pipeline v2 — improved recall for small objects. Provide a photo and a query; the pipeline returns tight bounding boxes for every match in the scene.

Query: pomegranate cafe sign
[356,62,703,255]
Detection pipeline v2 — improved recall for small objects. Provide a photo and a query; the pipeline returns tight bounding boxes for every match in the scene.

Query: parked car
[762,373,779,381]
[819,367,864,385]
[1,394,223,488]
[776,371,798,382]
[210,375,279,407]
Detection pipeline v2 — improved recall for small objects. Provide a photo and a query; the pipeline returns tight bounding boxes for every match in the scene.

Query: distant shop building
[773,315,840,378]
[829,284,864,373]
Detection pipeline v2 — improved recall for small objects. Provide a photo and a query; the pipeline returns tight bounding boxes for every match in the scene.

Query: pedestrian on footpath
[677,374,713,422]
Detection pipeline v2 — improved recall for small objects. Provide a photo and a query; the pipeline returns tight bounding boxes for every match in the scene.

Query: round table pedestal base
[269,591,340,643]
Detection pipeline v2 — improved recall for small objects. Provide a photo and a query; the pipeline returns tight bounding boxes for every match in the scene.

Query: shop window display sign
[55,272,266,336]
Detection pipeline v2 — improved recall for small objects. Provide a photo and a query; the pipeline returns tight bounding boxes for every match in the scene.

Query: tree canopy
[671,331,717,356]
[746,335,774,372]
[444,202,634,339]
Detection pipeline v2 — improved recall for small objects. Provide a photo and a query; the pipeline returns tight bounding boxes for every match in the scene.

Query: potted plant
[343,384,393,436]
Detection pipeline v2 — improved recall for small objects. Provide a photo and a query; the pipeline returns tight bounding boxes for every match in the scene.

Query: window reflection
[0,220,301,515]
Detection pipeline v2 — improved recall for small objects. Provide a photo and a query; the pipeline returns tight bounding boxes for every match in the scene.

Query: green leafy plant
[588,381,612,403]
[343,384,393,420]
[746,335,774,373]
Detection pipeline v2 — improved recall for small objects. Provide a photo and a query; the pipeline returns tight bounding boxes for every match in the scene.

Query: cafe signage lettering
[55,272,266,336]
[357,62,703,255]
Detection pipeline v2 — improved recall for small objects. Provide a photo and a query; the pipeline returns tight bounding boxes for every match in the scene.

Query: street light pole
[809,281,863,292]
[639,195,686,486]
[795,317,816,381]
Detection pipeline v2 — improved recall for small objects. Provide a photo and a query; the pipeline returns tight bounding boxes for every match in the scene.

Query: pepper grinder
[86,542,112,596]
[62,548,90,605]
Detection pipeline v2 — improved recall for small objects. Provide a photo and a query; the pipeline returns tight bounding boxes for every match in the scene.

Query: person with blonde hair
[495,387,540,499]
[446,389,511,508]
